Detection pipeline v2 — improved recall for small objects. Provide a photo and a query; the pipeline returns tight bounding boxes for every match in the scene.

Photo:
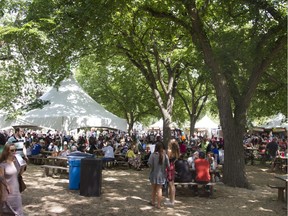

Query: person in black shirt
[266,137,279,171]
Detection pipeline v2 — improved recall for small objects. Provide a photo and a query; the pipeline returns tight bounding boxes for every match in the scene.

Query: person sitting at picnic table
[70,145,81,153]
[102,141,115,162]
[142,145,151,167]
[59,144,70,157]
[126,144,142,171]
[31,139,44,156]
[47,142,59,156]
[174,154,193,183]
[114,145,126,161]
[193,151,211,195]
[187,151,199,180]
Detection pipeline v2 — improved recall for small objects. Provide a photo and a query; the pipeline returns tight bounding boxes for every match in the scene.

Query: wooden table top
[275,174,288,182]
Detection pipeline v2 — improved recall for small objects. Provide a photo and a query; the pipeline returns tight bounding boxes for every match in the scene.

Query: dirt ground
[21,162,287,216]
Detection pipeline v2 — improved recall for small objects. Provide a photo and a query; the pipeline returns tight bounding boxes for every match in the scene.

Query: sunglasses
[9,149,16,152]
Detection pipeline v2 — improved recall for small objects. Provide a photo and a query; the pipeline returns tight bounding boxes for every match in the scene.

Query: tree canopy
[0,0,286,188]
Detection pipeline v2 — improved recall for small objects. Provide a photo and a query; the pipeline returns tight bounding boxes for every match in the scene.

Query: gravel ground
[22,163,287,216]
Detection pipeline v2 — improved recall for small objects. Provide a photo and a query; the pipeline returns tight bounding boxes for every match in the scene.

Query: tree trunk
[189,114,197,139]
[162,114,172,150]
[221,118,248,187]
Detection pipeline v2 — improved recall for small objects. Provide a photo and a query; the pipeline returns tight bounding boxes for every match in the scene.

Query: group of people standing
[148,139,213,209]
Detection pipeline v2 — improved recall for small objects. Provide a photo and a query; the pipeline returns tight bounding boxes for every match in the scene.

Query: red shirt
[195,158,211,182]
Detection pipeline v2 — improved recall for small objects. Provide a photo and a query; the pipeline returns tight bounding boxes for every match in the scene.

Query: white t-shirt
[102,146,114,158]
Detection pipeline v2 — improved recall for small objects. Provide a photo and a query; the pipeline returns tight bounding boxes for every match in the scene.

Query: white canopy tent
[195,115,219,129]
[13,76,127,132]
[259,113,287,129]
[148,119,178,130]
[188,115,220,138]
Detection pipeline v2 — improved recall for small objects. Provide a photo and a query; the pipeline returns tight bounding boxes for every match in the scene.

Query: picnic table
[42,156,69,176]
[274,174,288,202]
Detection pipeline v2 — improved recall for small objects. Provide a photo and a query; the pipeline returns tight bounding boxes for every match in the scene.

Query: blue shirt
[31,144,42,155]
[212,148,220,164]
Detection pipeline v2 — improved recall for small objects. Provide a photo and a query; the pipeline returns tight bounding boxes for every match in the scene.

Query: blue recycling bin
[68,152,94,190]
[69,158,81,190]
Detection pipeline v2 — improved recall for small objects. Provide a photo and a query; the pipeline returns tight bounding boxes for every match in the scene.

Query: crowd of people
[243,133,288,170]
[0,126,287,212]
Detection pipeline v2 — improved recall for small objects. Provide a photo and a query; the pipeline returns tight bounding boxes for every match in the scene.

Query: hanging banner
[252,127,264,132]
[272,128,286,132]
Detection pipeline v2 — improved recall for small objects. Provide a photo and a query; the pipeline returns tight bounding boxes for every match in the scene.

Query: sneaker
[164,200,174,207]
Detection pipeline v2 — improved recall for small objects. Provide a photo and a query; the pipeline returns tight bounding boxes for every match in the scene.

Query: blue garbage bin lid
[68,151,94,159]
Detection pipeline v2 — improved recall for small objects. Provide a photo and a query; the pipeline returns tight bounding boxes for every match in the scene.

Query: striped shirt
[7,136,25,157]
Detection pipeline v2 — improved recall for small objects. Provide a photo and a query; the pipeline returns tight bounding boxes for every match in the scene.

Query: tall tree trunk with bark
[189,114,197,139]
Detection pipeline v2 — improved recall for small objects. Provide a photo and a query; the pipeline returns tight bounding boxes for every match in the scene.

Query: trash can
[80,158,102,197]
[68,152,94,190]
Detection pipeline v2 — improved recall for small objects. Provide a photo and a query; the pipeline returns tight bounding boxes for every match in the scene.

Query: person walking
[0,143,25,215]
[266,137,279,171]
[148,142,169,209]
[164,139,180,207]
[7,128,28,162]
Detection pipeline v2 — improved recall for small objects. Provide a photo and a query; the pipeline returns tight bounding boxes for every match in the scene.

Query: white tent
[195,115,219,129]
[13,76,127,132]
[259,113,287,129]
[148,119,178,130]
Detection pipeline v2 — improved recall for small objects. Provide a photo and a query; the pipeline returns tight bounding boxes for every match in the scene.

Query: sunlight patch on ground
[239,205,247,209]
[260,168,269,172]
[166,209,193,216]
[140,206,153,210]
[103,177,119,181]
[258,207,274,212]
[105,171,130,176]
[248,200,260,203]
[130,196,142,200]
[106,196,127,201]
[105,192,122,197]
[109,207,120,211]
[49,205,67,213]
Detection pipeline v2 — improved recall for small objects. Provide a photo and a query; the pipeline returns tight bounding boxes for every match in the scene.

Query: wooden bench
[174,182,216,196]
[41,165,69,177]
[115,160,130,168]
[28,156,46,165]
[268,184,285,201]
[103,159,117,168]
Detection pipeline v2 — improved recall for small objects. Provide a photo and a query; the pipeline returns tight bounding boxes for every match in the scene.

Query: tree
[0,0,71,114]
[175,59,214,137]
[1,1,214,149]
[111,6,194,146]
[143,0,287,187]
[76,55,158,134]
[2,0,286,188]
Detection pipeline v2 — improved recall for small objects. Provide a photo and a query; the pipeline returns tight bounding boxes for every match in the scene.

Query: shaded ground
[22,163,287,216]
